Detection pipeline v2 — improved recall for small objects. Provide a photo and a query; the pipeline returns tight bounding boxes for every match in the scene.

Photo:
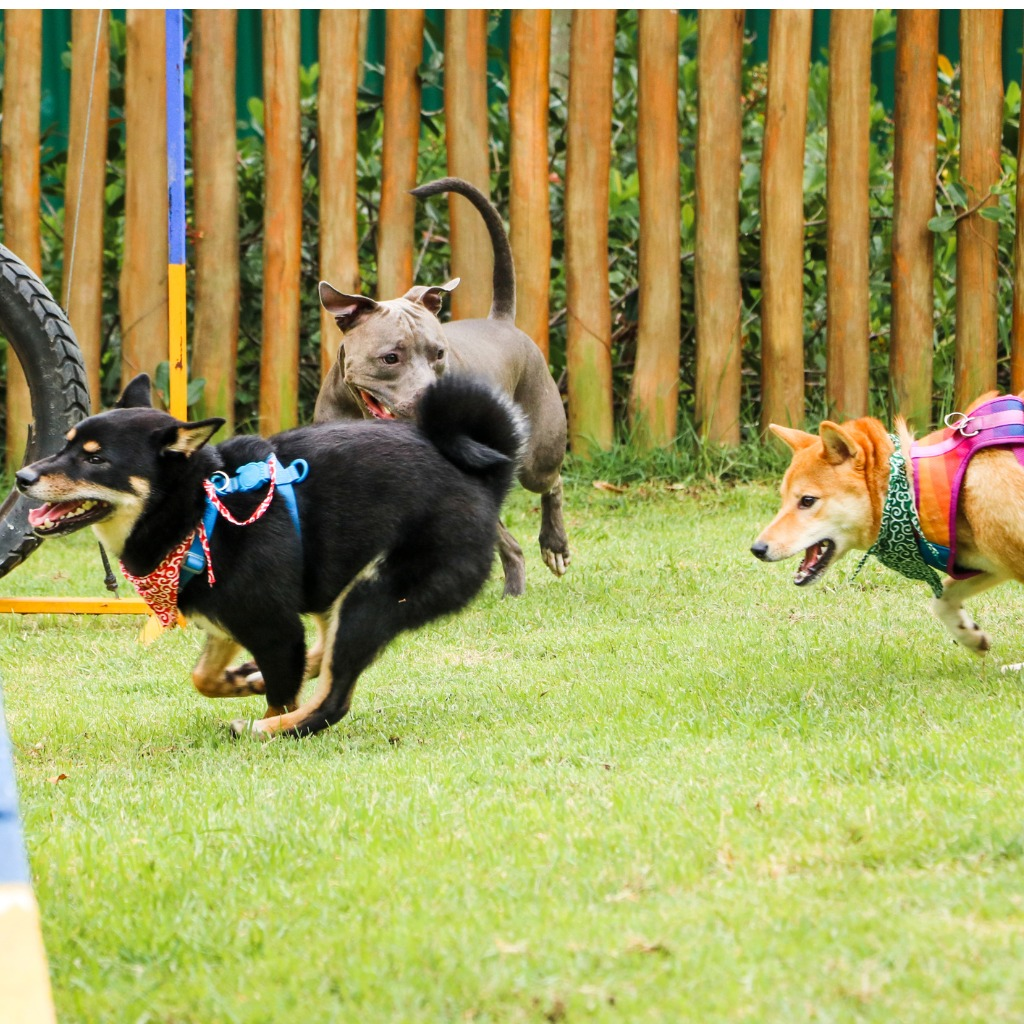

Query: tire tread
[0,245,90,578]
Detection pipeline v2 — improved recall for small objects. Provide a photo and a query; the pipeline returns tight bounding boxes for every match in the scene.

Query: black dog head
[15,374,224,552]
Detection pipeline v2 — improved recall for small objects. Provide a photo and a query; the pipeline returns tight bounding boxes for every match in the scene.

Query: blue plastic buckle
[241,460,272,491]
[182,544,207,576]
[213,460,272,495]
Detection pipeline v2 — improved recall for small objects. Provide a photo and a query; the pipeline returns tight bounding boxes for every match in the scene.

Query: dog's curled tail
[416,375,528,504]
[410,177,516,322]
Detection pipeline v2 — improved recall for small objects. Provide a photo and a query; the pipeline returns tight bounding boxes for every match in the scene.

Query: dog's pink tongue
[799,543,821,573]
[28,501,76,528]
[362,391,395,420]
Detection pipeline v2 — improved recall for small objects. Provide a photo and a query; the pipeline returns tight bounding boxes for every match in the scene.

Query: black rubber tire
[0,244,90,579]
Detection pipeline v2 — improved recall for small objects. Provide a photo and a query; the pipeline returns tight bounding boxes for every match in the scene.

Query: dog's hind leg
[237,560,395,738]
[303,614,328,679]
[497,520,526,597]
[931,571,1006,653]
[192,634,266,698]
[538,474,570,577]
[239,545,487,739]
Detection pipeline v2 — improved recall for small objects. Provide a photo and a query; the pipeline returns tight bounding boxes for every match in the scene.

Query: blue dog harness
[179,454,308,587]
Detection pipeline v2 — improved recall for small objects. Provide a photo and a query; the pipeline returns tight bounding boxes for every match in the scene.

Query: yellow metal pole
[0,598,151,615]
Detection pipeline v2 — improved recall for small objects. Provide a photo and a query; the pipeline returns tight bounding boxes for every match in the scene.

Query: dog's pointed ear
[403,278,460,316]
[769,424,816,452]
[116,373,153,409]
[319,281,378,332]
[819,421,861,466]
[159,418,225,457]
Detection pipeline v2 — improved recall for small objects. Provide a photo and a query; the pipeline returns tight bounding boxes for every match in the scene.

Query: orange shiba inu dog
[751,404,1024,656]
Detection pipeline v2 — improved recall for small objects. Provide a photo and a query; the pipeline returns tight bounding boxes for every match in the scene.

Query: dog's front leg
[931,572,1006,653]
[539,474,571,577]
[192,635,266,698]
[232,616,307,721]
[225,613,328,687]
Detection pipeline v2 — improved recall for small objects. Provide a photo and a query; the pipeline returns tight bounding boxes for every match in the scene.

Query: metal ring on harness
[208,470,231,494]
[943,411,979,437]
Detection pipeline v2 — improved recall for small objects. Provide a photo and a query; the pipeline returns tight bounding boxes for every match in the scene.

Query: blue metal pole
[165,8,188,420]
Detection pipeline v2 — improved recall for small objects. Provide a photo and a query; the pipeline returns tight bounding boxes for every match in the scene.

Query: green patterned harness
[855,435,945,598]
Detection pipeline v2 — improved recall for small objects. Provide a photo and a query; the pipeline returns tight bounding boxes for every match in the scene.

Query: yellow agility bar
[1,262,187,621]
[0,598,151,615]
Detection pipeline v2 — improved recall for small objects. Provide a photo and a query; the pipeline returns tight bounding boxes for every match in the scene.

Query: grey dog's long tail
[409,177,516,322]
[416,375,527,506]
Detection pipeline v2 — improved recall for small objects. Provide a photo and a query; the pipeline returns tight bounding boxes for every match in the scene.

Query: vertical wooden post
[825,10,873,421]
[120,10,168,393]
[192,10,240,431]
[1,11,42,469]
[509,10,552,360]
[956,10,1003,407]
[1013,45,1024,394]
[565,10,616,456]
[259,9,302,434]
[318,11,362,379]
[695,10,744,445]
[891,11,938,430]
[629,10,680,448]
[759,11,811,435]
[445,10,492,320]
[63,9,110,413]
[378,10,424,299]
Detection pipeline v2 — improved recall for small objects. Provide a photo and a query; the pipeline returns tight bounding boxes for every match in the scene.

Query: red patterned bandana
[120,523,214,629]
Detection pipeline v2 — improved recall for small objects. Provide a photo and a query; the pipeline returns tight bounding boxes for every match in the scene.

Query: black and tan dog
[16,373,525,738]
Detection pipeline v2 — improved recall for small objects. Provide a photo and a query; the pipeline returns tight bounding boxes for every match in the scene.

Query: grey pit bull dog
[314,176,570,597]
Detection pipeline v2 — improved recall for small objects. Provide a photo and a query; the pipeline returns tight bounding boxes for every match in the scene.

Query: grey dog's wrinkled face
[318,279,459,420]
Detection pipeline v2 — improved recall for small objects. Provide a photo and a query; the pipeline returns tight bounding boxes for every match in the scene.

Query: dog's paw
[228,717,270,740]
[957,622,991,654]
[932,599,991,654]
[228,661,265,693]
[502,571,526,598]
[540,544,570,578]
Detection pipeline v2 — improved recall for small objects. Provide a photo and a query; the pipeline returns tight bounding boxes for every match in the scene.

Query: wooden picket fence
[1,10,1022,465]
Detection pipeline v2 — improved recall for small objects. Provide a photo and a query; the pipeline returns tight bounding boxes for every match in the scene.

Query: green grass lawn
[4,480,1024,1022]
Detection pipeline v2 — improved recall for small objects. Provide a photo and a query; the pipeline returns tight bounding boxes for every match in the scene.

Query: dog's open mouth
[28,498,112,537]
[357,388,397,421]
[794,539,834,586]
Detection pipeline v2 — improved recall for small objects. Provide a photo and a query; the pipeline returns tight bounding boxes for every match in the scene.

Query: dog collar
[858,435,945,598]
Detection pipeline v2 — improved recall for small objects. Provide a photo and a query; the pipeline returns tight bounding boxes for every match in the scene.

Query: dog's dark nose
[15,466,39,492]
[750,540,769,561]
